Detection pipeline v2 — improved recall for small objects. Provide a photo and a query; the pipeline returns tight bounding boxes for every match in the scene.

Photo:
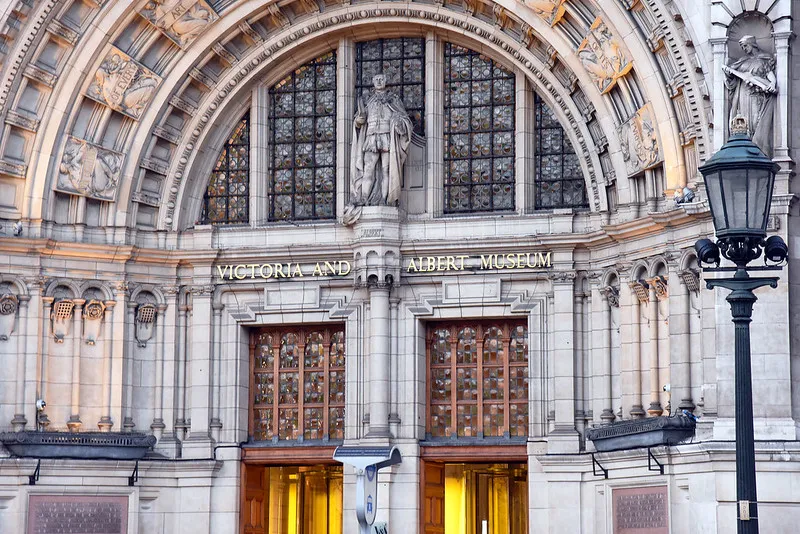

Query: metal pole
[727,284,758,534]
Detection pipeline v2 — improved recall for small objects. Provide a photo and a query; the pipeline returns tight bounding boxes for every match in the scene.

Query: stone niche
[27,495,128,534]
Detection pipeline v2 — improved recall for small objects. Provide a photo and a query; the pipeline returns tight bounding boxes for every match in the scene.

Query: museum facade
[0,0,799,533]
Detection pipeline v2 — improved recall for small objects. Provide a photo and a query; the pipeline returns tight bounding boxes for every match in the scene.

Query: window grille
[356,37,426,136]
[252,326,345,442]
[427,321,528,439]
[52,300,75,320]
[136,303,156,324]
[268,52,337,221]
[443,43,516,213]
[534,93,589,209]
[201,115,250,224]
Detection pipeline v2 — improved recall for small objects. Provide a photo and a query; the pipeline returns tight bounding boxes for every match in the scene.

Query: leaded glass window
[269,52,337,221]
[427,321,528,439]
[534,93,588,209]
[200,115,249,224]
[444,43,515,214]
[356,38,425,136]
[252,325,345,442]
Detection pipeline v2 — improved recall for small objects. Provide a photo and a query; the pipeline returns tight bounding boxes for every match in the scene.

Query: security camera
[36,399,46,411]
[662,384,671,392]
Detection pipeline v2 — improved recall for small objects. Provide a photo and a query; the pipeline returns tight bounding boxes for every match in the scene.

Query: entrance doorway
[423,462,528,534]
[242,464,343,534]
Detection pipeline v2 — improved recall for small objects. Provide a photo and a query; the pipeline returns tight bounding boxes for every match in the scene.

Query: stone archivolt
[0,0,712,229]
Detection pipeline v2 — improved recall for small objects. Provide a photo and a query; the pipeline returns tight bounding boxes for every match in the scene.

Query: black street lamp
[694,116,787,534]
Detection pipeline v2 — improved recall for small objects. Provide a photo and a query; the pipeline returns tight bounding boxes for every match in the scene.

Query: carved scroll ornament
[57,136,123,201]
[138,0,219,48]
[577,17,632,94]
[86,48,161,120]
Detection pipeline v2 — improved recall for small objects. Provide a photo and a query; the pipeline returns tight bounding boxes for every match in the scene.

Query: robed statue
[343,74,413,225]
[722,35,777,157]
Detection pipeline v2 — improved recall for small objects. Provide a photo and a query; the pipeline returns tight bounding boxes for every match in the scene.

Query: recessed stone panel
[613,485,668,534]
[27,495,128,534]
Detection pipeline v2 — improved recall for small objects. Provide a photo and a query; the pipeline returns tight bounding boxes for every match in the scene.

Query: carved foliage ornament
[0,293,19,341]
[577,17,632,94]
[648,275,668,301]
[135,303,157,347]
[522,0,567,27]
[83,300,106,345]
[57,136,123,202]
[138,0,219,48]
[600,286,620,308]
[86,47,161,120]
[618,103,662,177]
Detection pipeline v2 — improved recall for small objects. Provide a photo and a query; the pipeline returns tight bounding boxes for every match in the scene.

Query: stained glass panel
[356,38,425,135]
[444,43,515,213]
[201,115,249,224]
[427,322,528,440]
[252,326,345,442]
[534,93,589,209]
[269,52,337,221]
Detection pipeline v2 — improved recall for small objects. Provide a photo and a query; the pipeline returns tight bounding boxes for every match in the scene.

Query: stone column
[12,294,30,430]
[98,300,115,431]
[175,301,189,439]
[123,301,137,430]
[185,284,214,457]
[39,296,53,429]
[210,301,224,442]
[151,304,167,439]
[23,278,44,430]
[336,37,355,219]
[68,298,85,431]
[515,71,535,212]
[388,296,401,437]
[158,286,180,456]
[250,84,269,226]
[573,290,585,435]
[672,269,696,412]
[548,271,579,453]
[593,285,616,423]
[773,31,792,161]
[710,37,728,151]
[622,280,645,418]
[366,281,391,438]
[647,283,662,416]
[425,32,444,216]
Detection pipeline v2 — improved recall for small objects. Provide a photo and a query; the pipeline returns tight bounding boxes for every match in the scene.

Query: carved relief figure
[723,35,776,157]
[57,137,123,202]
[139,0,218,48]
[86,49,161,120]
[523,0,566,26]
[344,74,413,225]
[578,17,632,94]
[618,104,662,176]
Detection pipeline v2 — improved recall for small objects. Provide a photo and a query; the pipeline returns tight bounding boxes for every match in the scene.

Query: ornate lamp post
[694,116,787,534]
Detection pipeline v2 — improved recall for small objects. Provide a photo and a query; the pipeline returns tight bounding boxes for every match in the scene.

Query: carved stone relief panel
[618,103,662,177]
[86,47,161,120]
[83,300,106,345]
[56,136,124,201]
[138,0,219,49]
[0,292,19,341]
[522,0,567,27]
[577,17,632,94]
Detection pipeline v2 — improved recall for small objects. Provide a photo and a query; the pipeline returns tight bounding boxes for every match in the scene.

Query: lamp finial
[730,115,749,136]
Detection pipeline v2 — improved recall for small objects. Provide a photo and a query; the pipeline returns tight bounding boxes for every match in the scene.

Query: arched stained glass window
[269,52,337,221]
[444,43,515,214]
[200,115,249,224]
[427,322,528,439]
[534,93,589,209]
[356,37,425,136]
[252,325,346,442]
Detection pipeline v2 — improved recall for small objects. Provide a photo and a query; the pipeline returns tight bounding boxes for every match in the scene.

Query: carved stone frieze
[57,136,123,202]
[549,271,577,284]
[577,17,632,94]
[86,47,161,120]
[139,1,218,48]
[522,0,566,27]
[618,103,662,177]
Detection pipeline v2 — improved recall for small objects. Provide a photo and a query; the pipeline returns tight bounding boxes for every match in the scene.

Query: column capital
[548,270,576,285]
[599,286,620,307]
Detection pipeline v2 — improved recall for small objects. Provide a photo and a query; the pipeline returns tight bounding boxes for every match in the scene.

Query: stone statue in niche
[723,35,777,157]
[617,103,662,177]
[0,293,18,341]
[86,48,161,120]
[523,0,566,26]
[57,136,123,202]
[139,0,218,48]
[344,74,413,226]
[577,17,632,94]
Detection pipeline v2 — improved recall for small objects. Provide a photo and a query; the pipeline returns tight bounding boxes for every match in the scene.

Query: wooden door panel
[424,463,445,534]
[242,465,267,534]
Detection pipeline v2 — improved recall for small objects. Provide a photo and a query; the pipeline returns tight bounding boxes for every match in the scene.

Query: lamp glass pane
[705,171,727,232]
[722,168,748,230]
[748,168,772,230]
